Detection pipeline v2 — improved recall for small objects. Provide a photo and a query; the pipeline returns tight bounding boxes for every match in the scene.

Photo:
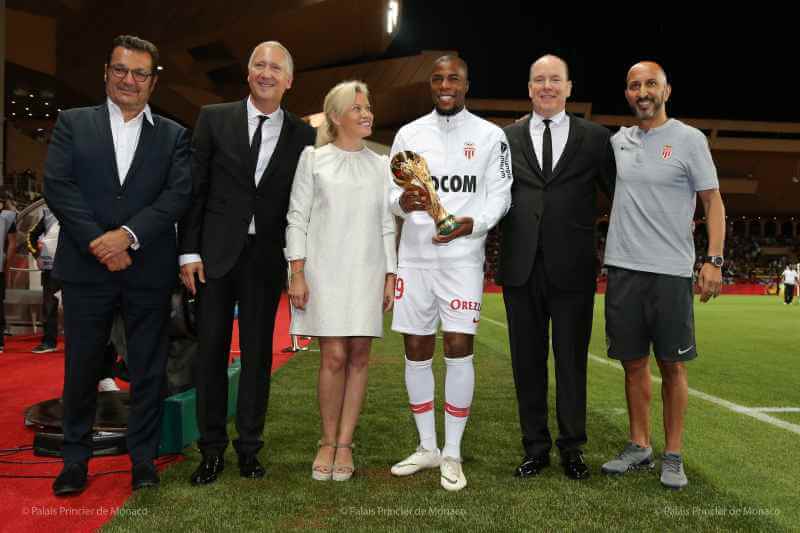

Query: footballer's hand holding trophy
[390,150,459,236]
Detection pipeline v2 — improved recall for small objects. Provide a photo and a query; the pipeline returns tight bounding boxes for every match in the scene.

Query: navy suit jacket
[44,103,192,289]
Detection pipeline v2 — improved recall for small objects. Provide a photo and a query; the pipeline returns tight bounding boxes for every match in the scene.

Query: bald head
[627,61,667,85]
[529,54,569,81]
[528,54,572,118]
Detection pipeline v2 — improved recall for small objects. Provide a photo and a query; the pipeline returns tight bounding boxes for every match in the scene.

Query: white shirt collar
[107,98,153,125]
[247,96,284,123]
[530,110,567,128]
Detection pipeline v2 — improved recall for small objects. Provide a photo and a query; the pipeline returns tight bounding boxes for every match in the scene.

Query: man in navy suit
[44,35,191,495]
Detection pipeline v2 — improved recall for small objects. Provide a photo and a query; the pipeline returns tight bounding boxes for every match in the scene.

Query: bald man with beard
[601,62,725,489]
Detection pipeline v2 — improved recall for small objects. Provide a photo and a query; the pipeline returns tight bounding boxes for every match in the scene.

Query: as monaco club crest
[464,142,476,160]
[661,145,673,160]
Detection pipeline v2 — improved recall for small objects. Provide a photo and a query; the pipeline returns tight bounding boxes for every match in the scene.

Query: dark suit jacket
[44,104,192,289]
[497,114,615,291]
[178,99,316,279]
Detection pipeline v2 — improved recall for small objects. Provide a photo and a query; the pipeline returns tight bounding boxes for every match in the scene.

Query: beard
[631,96,664,120]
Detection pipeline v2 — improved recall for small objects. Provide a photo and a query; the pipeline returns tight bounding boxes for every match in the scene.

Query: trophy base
[436,215,459,236]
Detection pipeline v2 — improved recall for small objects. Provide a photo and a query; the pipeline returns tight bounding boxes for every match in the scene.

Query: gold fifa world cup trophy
[390,150,459,236]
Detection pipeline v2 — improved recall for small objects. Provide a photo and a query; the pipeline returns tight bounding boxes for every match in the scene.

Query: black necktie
[250,114,269,175]
[542,118,553,180]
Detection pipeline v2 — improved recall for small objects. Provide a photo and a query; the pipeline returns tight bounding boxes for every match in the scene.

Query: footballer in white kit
[388,55,512,492]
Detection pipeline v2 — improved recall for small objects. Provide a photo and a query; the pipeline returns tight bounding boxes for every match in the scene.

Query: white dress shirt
[528,110,570,173]
[247,96,284,234]
[108,98,153,248]
[108,98,153,185]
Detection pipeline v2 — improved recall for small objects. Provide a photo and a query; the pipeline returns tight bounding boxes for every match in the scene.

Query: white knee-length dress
[285,144,397,337]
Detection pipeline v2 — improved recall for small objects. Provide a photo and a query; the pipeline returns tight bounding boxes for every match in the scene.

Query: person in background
[27,204,61,354]
[781,264,798,304]
[0,198,17,352]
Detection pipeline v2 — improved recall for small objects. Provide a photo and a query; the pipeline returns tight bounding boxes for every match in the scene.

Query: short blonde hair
[248,41,294,77]
[316,80,370,147]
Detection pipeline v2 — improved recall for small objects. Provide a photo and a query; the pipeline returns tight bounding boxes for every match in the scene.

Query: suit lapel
[93,105,121,188]
[519,117,545,183]
[550,114,585,182]
[234,99,255,189]
[122,116,157,189]
[257,110,295,189]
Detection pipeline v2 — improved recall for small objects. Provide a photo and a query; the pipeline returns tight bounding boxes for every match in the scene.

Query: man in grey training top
[601,61,726,489]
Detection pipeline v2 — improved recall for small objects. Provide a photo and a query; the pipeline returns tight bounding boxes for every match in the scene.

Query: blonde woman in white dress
[286,81,397,481]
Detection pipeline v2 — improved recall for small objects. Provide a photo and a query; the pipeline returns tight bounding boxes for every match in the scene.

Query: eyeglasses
[108,64,155,83]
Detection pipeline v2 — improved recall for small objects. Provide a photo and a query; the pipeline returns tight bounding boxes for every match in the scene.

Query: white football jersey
[389,109,512,269]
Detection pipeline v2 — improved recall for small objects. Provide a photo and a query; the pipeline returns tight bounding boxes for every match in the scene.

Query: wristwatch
[121,226,136,247]
[701,255,724,268]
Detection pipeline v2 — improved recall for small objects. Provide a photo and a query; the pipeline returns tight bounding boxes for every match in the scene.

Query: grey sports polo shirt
[604,119,719,278]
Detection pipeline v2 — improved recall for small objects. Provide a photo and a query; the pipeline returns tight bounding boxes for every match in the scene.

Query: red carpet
[488,279,772,296]
[0,294,300,533]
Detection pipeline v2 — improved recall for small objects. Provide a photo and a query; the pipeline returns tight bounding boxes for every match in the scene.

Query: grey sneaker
[601,442,655,474]
[660,453,688,489]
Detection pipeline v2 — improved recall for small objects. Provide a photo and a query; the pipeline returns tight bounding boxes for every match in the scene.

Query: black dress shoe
[132,462,160,490]
[514,454,550,478]
[53,462,88,496]
[190,454,225,485]
[238,454,266,479]
[561,449,590,480]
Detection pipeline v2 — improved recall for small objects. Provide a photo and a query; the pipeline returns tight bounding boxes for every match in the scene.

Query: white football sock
[443,354,474,460]
[405,356,437,451]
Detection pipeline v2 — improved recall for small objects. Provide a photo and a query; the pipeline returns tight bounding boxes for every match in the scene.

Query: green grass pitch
[107,294,799,532]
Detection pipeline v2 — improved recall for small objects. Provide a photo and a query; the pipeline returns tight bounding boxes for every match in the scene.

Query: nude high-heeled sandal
[312,441,335,481]
[332,442,355,481]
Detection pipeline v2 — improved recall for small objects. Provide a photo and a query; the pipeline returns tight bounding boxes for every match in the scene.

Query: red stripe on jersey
[444,402,471,417]
[410,400,434,414]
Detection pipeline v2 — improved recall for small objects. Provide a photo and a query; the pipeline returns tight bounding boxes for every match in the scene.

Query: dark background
[384,6,798,122]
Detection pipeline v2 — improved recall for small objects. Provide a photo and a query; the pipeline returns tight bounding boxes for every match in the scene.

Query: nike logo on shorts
[678,345,694,355]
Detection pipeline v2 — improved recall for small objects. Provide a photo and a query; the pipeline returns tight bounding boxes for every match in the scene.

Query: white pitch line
[747,408,800,413]
[480,314,800,436]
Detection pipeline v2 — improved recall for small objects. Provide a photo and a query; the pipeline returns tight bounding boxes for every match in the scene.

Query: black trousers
[41,270,61,346]
[60,281,171,465]
[503,253,595,457]
[785,284,796,304]
[194,238,283,456]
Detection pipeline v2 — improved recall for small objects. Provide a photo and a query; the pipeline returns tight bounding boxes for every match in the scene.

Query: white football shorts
[391,266,484,336]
